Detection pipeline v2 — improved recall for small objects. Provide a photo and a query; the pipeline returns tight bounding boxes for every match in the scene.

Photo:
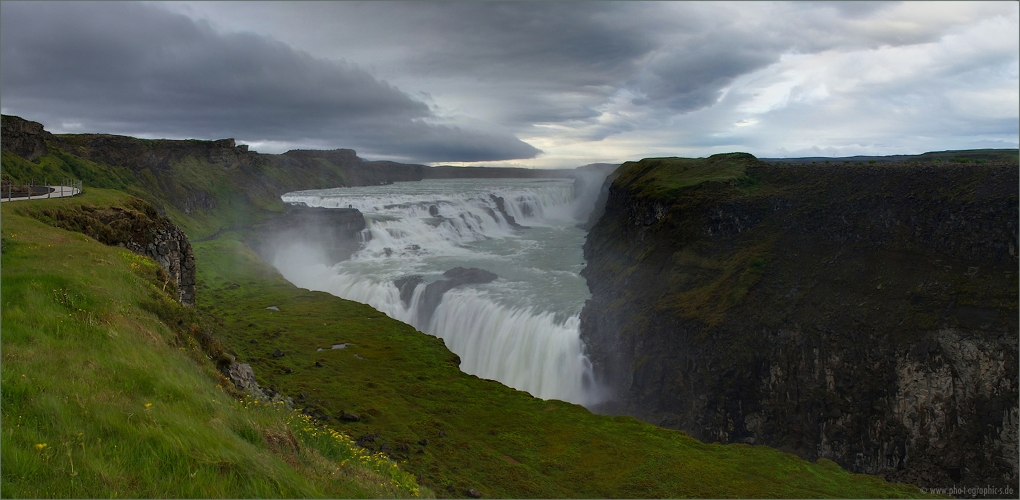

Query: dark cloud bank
[0,2,540,163]
[2,2,1015,163]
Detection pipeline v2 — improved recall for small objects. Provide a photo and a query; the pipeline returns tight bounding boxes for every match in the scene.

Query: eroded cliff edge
[580,153,1019,493]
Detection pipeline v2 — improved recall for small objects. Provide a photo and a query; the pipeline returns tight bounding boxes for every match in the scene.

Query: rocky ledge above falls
[579,154,1019,494]
[30,197,196,306]
[248,204,367,266]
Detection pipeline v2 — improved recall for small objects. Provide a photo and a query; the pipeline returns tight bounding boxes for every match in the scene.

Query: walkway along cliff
[579,153,1019,493]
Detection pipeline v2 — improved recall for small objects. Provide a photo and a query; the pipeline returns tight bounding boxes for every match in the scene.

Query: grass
[3,143,939,498]
[187,228,936,498]
[613,153,760,201]
[0,149,136,192]
[1,204,428,498]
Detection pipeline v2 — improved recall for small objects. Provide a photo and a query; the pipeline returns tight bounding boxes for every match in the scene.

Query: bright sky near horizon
[1,1,1017,168]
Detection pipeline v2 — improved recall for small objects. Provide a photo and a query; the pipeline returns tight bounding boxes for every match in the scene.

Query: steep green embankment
[581,153,1019,494]
[3,117,938,498]
[1,192,426,498]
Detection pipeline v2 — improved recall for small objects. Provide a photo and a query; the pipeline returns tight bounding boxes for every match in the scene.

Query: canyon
[580,153,1019,493]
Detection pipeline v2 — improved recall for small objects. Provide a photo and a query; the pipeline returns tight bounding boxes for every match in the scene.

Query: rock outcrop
[489,194,528,230]
[141,221,196,306]
[249,205,367,265]
[31,198,197,307]
[0,114,52,162]
[580,155,1019,494]
[394,267,499,328]
[224,361,293,408]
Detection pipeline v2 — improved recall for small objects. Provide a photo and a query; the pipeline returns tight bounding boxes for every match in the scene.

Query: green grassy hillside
[1,192,427,498]
[186,226,935,498]
[2,133,940,497]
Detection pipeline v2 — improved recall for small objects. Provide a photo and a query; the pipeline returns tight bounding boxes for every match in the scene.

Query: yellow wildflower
[34,443,47,450]
[144,403,153,409]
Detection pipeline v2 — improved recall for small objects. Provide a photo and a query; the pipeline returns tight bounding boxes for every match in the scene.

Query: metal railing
[1,178,83,202]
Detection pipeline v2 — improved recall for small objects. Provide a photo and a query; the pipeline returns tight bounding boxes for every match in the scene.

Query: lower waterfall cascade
[272,178,607,406]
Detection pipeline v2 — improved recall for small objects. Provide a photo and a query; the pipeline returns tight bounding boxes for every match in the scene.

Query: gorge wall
[247,205,367,266]
[580,154,1019,494]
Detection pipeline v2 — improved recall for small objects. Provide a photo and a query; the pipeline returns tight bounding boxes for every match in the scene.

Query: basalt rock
[29,197,197,306]
[581,155,1019,494]
[394,275,424,308]
[225,362,267,399]
[416,267,499,328]
[250,205,367,265]
[224,361,293,409]
[141,221,196,306]
[489,194,529,230]
[1,114,52,162]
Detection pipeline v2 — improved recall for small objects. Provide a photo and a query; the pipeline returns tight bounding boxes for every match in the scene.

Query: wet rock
[417,268,499,326]
[340,412,360,422]
[418,438,429,446]
[443,267,498,284]
[429,204,440,217]
[394,275,424,307]
[467,488,482,498]
[272,349,285,358]
[490,194,529,230]
[249,205,367,265]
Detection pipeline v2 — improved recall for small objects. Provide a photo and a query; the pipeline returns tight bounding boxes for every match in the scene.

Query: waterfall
[273,179,605,406]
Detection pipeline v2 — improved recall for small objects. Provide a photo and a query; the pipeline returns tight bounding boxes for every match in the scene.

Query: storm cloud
[0,1,540,162]
[2,1,1016,167]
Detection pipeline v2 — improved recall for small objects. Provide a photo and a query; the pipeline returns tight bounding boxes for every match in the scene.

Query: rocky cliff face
[30,198,197,307]
[248,205,367,266]
[1,115,52,162]
[580,156,1019,494]
[140,221,196,306]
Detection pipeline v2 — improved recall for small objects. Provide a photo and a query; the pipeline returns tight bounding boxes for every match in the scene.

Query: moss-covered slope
[1,193,427,498]
[191,227,934,498]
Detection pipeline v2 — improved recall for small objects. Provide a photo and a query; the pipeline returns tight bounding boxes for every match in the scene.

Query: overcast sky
[2,1,1017,167]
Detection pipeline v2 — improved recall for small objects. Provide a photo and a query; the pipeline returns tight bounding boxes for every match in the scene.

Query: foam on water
[273,179,605,406]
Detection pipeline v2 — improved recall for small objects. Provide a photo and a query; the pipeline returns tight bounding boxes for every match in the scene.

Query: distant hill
[0,115,612,240]
[762,148,1019,164]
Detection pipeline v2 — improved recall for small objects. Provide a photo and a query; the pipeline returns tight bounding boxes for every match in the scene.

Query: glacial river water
[272,178,606,406]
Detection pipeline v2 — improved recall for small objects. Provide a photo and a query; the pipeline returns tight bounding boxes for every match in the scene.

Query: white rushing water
[272,178,605,406]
